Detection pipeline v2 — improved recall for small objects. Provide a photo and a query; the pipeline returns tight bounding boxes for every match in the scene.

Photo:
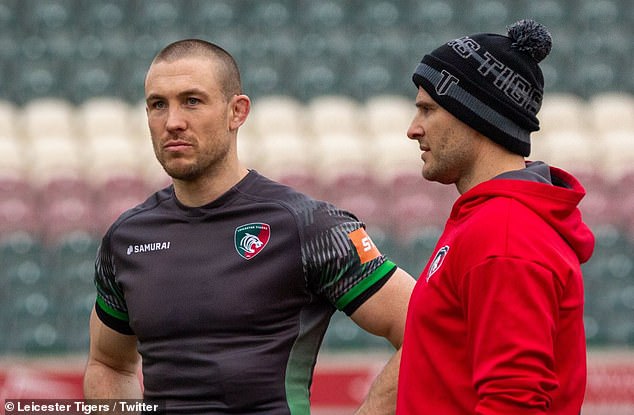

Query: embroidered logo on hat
[436,70,459,95]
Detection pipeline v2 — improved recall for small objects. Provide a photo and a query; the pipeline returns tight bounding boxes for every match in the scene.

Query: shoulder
[454,196,567,275]
[452,195,548,251]
[104,186,173,238]
[462,194,542,230]
[238,172,360,228]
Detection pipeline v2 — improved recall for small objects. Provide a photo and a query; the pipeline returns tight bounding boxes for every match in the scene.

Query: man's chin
[422,168,449,185]
[161,163,200,182]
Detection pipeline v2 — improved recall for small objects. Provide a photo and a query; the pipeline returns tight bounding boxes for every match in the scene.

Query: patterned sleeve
[94,232,134,335]
[300,202,397,315]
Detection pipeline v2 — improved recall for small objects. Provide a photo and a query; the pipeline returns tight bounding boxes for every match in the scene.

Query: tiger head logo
[234,223,271,260]
[240,233,264,254]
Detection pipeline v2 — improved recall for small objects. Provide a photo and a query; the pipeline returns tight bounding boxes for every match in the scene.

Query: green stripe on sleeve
[335,260,396,310]
[96,296,130,322]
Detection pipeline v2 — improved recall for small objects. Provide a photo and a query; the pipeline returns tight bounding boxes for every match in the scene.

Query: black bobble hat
[412,19,552,156]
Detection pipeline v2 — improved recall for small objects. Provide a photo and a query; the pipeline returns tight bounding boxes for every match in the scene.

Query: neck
[456,141,526,194]
[173,164,249,207]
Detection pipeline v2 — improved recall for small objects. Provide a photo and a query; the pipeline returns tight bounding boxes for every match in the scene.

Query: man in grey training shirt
[83,39,416,414]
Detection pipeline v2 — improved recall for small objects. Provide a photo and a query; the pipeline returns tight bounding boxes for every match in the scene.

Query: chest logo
[127,241,171,255]
[427,245,449,282]
[235,223,271,260]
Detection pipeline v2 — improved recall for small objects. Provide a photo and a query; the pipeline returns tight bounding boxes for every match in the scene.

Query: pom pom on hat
[507,19,552,63]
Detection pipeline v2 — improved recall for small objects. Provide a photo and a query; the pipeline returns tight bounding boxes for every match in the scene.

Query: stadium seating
[363,94,414,137]
[0,0,632,355]
[27,135,84,190]
[522,0,568,30]
[76,98,130,142]
[255,132,317,190]
[1,90,632,352]
[248,95,305,137]
[0,137,24,179]
[0,0,630,104]
[299,1,346,31]
[306,95,363,136]
[587,92,634,134]
[21,98,77,140]
[537,93,589,135]
[0,100,19,139]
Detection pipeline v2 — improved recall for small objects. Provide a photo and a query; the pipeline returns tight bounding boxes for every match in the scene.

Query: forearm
[83,359,142,399]
[354,348,402,415]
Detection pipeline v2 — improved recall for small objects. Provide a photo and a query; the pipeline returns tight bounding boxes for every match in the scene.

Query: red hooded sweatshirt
[397,164,595,415]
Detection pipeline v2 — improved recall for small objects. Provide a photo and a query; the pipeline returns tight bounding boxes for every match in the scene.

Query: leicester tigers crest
[234,223,271,260]
[427,245,449,282]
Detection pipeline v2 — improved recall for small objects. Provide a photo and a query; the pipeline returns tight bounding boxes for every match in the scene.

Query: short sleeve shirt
[94,170,396,414]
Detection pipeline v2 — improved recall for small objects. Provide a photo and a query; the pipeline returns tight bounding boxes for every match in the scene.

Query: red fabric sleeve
[461,257,562,415]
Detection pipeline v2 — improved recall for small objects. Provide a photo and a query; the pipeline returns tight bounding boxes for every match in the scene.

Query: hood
[450,166,595,263]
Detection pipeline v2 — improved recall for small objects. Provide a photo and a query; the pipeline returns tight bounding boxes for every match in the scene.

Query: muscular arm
[350,268,416,414]
[83,307,142,398]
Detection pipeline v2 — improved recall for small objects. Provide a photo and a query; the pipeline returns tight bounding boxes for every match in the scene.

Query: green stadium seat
[523,0,568,30]
[81,1,131,34]
[300,1,347,31]
[348,62,394,100]
[355,0,401,29]
[576,0,620,29]
[573,62,618,98]
[323,312,392,352]
[464,0,510,32]
[67,60,114,103]
[583,314,605,345]
[19,0,75,35]
[0,1,16,31]
[189,0,238,32]
[61,292,94,352]
[47,231,99,287]
[7,259,48,302]
[246,1,292,30]
[293,63,339,101]
[6,288,65,353]
[133,0,181,32]
[1,231,43,280]
[116,58,148,102]
[12,322,67,354]
[407,0,456,30]
[15,64,59,103]
[242,63,283,98]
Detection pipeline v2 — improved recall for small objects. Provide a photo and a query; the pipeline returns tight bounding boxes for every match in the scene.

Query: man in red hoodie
[396,20,595,415]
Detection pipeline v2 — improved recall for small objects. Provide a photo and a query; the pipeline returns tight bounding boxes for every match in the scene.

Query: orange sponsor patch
[348,228,381,264]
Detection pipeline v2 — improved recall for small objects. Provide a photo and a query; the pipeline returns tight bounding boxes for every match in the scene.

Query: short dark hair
[152,39,242,99]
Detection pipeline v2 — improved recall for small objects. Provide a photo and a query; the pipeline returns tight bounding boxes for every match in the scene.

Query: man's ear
[229,94,251,131]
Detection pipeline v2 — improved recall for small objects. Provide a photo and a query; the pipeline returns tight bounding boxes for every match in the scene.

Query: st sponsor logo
[348,228,381,264]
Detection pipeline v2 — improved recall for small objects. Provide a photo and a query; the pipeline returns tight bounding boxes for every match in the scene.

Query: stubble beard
[156,143,232,183]
[422,147,462,186]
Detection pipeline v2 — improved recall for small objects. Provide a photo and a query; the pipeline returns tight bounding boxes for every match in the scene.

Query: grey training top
[94,170,396,414]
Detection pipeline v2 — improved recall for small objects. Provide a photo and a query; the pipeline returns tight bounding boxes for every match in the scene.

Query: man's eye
[151,101,166,109]
[187,97,200,105]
